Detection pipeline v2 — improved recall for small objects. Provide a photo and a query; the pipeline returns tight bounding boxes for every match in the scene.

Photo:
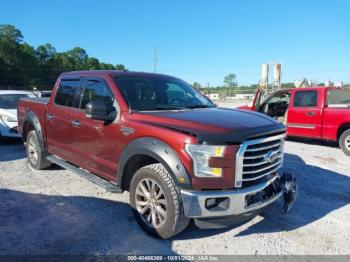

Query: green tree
[223,74,238,89]
[0,24,126,90]
[0,25,25,88]
[66,47,88,69]
[115,64,125,70]
[86,57,100,70]
[192,82,202,89]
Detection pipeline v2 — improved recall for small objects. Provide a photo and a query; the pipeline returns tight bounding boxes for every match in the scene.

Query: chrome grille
[235,133,285,187]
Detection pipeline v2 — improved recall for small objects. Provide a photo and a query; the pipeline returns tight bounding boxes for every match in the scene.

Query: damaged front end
[279,173,298,213]
[246,172,298,214]
[181,172,298,229]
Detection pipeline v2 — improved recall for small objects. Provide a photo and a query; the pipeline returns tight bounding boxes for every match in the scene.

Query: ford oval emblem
[264,151,277,163]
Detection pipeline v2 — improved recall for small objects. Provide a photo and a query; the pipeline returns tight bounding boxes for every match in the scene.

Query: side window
[80,79,114,110]
[54,79,80,107]
[327,88,350,106]
[293,91,317,107]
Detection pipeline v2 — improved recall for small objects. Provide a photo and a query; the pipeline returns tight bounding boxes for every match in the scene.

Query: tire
[26,130,51,169]
[129,163,190,239]
[339,129,350,156]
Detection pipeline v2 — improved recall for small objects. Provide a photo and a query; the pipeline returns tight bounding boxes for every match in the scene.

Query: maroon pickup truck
[18,70,297,239]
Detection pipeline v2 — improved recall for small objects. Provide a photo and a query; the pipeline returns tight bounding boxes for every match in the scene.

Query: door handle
[46,113,54,120]
[71,120,80,127]
[306,111,315,116]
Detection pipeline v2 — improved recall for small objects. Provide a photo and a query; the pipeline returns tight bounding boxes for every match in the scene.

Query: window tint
[166,83,195,103]
[327,88,350,106]
[114,76,214,111]
[54,80,80,107]
[293,91,317,107]
[80,79,114,110]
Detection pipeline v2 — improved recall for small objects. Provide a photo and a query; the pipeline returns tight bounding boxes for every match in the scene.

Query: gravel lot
[0,136,349,255]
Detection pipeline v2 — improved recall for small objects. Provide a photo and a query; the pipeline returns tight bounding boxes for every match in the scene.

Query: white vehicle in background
[33,90,52,98]
[0,90,35,138]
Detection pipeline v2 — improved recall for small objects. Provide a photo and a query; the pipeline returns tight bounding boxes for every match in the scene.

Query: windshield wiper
[154,106,185,110]
[185,104,214,109]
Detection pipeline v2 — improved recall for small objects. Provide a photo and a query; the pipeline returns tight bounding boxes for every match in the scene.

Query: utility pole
[153,46,157,73]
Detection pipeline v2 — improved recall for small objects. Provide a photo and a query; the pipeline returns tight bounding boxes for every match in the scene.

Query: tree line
[0,24,126,90]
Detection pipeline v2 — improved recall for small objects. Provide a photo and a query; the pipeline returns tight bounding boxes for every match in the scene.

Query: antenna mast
[153,46,157,73]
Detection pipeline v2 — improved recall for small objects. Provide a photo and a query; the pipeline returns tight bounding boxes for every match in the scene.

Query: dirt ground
[0,136,349,255]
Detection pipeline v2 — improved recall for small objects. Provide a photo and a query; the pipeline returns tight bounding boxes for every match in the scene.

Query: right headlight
[185,144,226,177]
[0,114,17,122]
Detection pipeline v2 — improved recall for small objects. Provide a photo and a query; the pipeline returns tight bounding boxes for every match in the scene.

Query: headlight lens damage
[185,144,226,177]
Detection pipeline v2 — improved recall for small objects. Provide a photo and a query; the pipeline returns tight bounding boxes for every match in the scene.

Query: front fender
[117,137,192,189]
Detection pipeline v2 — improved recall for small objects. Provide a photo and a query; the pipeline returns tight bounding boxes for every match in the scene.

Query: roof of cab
[60,70,176,79]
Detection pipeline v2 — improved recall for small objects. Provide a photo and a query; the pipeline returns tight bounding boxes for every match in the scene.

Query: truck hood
[136,108,285,144]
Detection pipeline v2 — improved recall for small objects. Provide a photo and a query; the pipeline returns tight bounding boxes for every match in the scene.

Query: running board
[46,155,122,193]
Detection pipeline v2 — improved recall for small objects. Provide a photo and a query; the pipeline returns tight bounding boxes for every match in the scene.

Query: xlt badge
[120,126,135,136]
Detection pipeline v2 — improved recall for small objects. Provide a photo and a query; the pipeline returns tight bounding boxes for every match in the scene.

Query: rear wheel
[129,163,190,239]
[26,130,51,169]
[339,129,350,156]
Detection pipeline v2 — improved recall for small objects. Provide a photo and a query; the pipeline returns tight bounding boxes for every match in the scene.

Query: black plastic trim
[117,137,192,189]
[22,111,46,152]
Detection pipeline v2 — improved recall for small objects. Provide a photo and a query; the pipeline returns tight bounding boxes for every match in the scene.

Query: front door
[287,90,322,138]
[69,77,121,181]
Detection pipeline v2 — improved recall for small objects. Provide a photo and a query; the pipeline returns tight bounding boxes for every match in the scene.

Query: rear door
[69,77,121,180]
[287,89,322,138]
[45,78,82,160]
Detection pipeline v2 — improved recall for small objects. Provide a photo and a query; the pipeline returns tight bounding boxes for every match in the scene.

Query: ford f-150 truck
[18,70,297,239]
[238,87,350,156]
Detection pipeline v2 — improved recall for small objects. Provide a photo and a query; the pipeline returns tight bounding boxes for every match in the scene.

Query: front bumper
[181,172,297,227]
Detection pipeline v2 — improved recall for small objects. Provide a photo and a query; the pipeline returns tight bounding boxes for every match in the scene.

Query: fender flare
[22,111,46,151]
[117,137,192,189]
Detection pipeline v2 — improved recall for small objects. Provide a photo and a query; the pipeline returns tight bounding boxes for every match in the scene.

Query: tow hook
[277,173,298,213]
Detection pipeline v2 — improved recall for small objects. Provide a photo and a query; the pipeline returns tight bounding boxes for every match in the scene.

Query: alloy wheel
[135,178,167,228]
[28,136,39,164]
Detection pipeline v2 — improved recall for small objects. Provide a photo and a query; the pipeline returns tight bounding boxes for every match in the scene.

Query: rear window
[327,88,350,107]
[293,91,317,107]
[54,79,80,107]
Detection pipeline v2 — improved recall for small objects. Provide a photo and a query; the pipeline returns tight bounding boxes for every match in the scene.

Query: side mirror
[85,101,116,122]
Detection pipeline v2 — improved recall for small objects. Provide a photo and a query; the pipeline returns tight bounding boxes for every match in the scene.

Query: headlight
[0,114,17,122]
[185,144,226,177]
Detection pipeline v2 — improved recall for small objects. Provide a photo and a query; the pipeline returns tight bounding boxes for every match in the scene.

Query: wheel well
[121,154,158,191]
[337,123,350,140]
[22,121,34,142]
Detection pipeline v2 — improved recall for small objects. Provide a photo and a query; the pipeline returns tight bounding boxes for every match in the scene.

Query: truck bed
[17,97,49,138]
[21,97,50,104]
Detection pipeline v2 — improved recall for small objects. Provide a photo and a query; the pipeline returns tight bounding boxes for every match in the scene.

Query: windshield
[114,76,215,111]
[0,94,31,109]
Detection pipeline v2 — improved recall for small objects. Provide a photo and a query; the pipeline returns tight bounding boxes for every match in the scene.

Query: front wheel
[339,129,350,156]
[129,163,190,239]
